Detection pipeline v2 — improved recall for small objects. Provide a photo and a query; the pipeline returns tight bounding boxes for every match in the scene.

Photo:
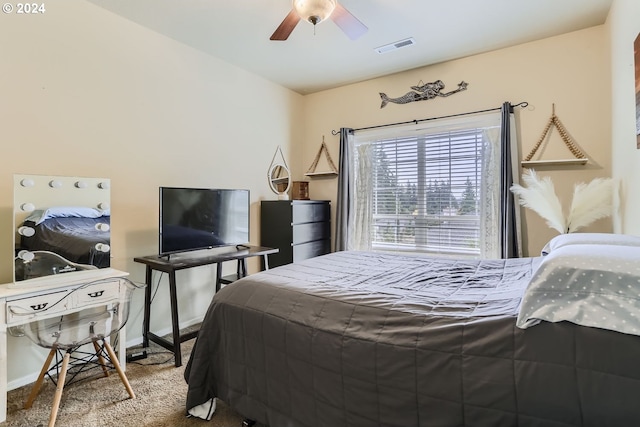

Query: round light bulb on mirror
[97,202,110,210]
[20,202,35,212]
[95,223,110,232]
[95,243,111,253]
[49,180,63,188]
[17,250,34,262]
[18,226,35,237]
[74,180,88,189]
[20,178,35,187]
[98,181,110,189]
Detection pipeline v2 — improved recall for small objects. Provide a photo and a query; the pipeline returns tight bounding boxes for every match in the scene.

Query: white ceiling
[86,0,613,95]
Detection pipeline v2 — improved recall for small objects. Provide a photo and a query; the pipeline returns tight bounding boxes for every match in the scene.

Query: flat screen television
[159,187,250,257]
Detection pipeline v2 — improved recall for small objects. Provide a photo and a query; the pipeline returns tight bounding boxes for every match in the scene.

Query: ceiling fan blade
[331,3,368,40]
[270,9,301,41]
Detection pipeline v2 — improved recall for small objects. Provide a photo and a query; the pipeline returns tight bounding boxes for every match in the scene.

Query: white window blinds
[349,113,502,257]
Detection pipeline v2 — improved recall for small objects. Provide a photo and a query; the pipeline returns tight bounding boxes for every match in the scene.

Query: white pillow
[541,233,640,256]
[25,206,109,225]
[518,243,640,335]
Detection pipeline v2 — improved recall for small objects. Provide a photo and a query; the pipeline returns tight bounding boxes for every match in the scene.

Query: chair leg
[48,352,71,427]
[103,340,135,399]
[24,347,57,409]
[93,340,110,377]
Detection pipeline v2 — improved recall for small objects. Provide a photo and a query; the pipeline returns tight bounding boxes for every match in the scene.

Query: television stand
[133,245,278,367]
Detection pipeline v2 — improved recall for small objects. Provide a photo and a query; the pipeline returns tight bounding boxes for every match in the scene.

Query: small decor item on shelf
[510,169,614,234]
[379,79,468,108]
[305,136,338,177]
[521,104,588,167]
[292,181,310,200]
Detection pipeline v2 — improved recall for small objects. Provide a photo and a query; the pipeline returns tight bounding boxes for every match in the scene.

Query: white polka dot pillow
[517,243,640,335]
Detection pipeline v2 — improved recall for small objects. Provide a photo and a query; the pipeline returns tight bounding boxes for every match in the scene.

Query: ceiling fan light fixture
[293,0,336,26]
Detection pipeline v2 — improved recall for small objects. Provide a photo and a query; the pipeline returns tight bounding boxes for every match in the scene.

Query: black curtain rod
[331,101,528,135]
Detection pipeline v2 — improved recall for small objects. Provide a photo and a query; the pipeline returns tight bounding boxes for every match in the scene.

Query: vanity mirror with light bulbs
[12,174,112,285]
[0,175,129,424]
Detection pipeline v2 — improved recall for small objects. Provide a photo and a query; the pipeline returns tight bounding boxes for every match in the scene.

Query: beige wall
[609,0,640,234]
[0,1,303,386]
[300,26,612,257]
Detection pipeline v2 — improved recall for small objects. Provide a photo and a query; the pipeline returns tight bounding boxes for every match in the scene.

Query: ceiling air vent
[374,37,416,54]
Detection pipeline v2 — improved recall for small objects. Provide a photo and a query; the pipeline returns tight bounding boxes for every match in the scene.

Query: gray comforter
[184,251,640,426]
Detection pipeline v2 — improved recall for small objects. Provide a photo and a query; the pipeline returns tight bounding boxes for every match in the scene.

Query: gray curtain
[500,102,520,258]
[335,128,353,251]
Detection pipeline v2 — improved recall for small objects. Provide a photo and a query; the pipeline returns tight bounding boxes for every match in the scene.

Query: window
[348,113,503,258]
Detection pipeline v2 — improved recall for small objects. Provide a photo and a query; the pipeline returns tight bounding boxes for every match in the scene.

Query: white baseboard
[8,372,40,391]
[124,316,203,348]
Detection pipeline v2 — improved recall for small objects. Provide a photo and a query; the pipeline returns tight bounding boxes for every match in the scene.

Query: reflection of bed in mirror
[18,207,111,267]
[13,174,111,283]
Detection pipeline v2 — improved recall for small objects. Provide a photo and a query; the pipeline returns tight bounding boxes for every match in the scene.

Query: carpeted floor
[3,339,245,427]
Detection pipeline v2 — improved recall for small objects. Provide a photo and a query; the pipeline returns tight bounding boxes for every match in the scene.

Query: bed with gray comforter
[184,241,640,426]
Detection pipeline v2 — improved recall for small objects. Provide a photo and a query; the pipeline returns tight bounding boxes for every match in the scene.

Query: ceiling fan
[270,0,368,41]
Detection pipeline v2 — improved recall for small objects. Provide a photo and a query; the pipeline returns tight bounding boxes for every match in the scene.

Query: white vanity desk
[0,268,129,423]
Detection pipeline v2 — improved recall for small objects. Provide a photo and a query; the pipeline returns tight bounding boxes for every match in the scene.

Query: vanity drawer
[75,280,121,307]
[6,290,71,325]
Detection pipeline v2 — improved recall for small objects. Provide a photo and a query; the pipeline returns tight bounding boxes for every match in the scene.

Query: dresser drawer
[292,202,330,224]
[6,290,71,325]
[75,279,121,307]
[292,222,330,245]
[293,239,330,263]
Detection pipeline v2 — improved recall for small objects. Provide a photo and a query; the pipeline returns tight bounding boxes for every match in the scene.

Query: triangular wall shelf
[305,136,338,177]
[521,104,588,168]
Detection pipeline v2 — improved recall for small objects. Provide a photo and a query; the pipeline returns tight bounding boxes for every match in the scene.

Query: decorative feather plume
[510,169,566,234]
[566,177,613,233]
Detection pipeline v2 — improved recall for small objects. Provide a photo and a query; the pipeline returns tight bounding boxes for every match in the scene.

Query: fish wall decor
[379,80,468,108]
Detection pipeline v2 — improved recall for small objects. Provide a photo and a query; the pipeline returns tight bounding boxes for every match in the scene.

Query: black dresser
[260,200,331,268]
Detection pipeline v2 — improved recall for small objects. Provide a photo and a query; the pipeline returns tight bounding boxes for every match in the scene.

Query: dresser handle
[30,303,48,311]
[87,291,105,298]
